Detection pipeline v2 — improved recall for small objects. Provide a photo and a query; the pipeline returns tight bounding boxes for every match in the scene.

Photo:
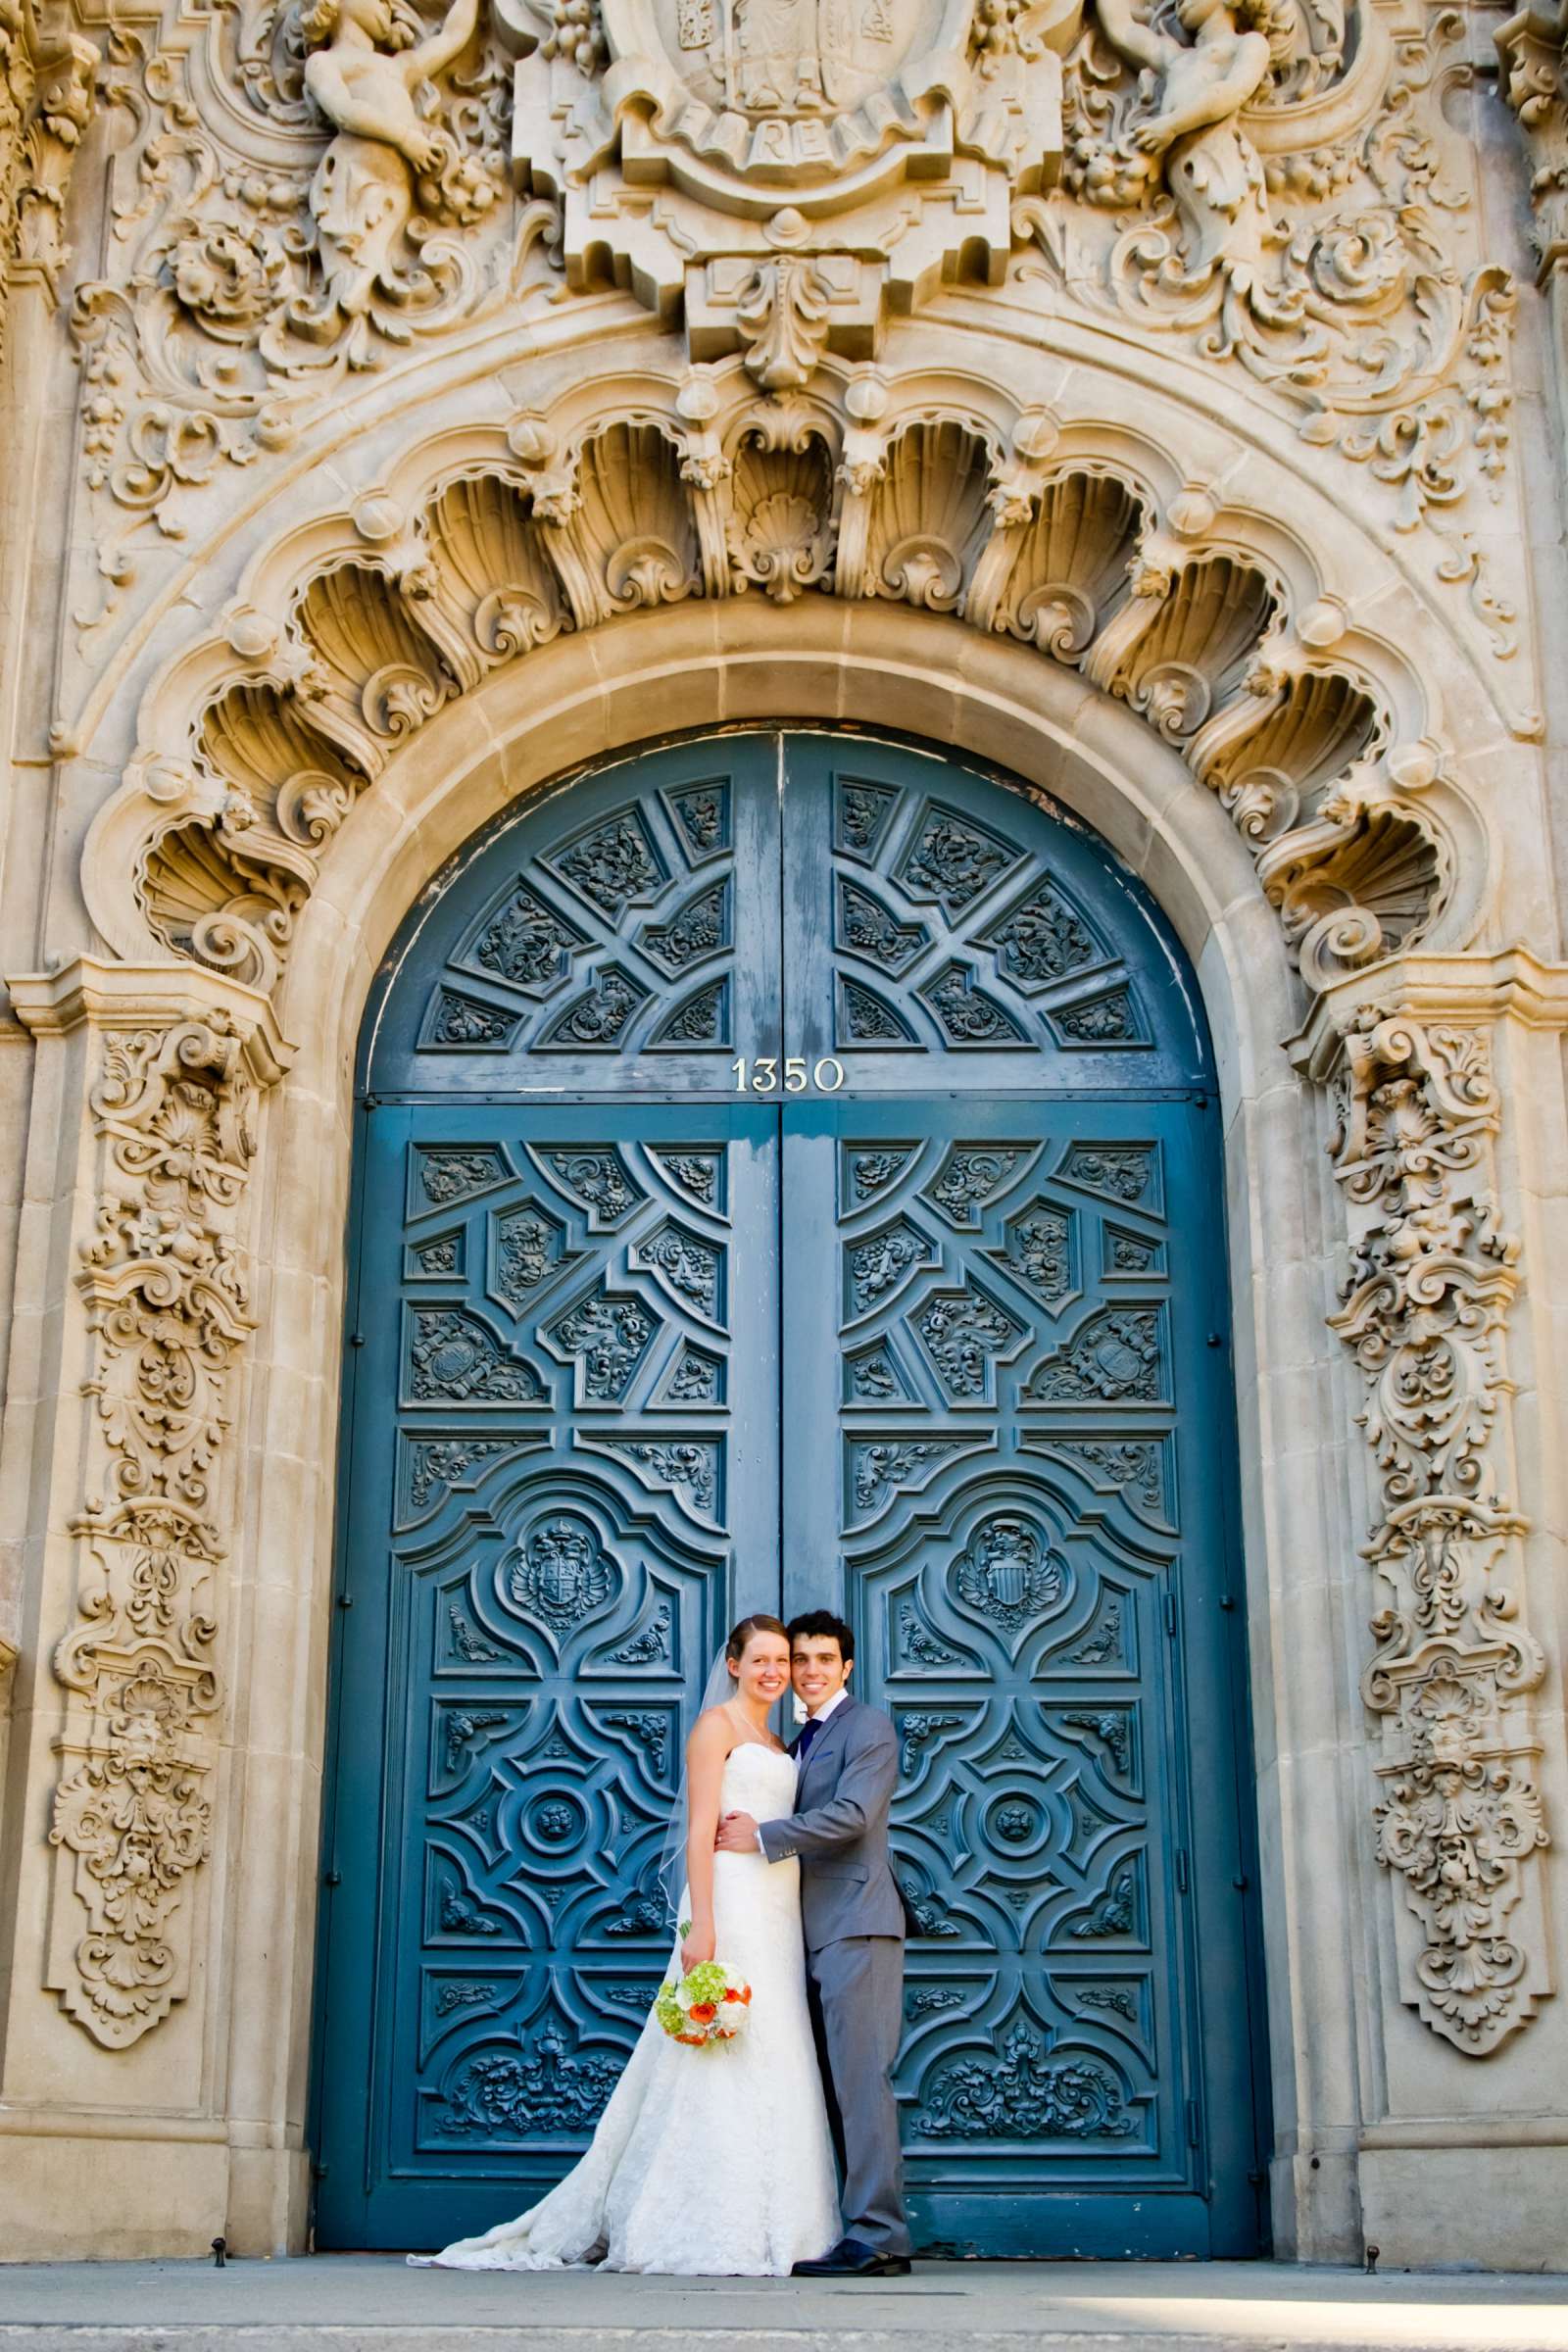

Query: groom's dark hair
[787,1609,855,1663]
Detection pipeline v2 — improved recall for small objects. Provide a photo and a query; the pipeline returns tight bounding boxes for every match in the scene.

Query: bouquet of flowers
[656,1938,753,2048]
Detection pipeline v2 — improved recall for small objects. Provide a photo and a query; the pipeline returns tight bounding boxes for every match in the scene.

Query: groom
[715,1609,911,2277]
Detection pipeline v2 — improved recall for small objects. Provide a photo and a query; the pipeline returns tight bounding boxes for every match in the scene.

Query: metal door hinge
[323,1870,342,1887]
[1176,1849,1189,1895]
[1186,2098,1201,2148]
[1163,1592,1178,1638]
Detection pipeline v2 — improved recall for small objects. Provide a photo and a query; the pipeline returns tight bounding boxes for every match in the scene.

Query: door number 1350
[731,1054,845,1094]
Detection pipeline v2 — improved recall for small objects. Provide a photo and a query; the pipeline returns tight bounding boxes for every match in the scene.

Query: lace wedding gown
[412,1741,841,2276]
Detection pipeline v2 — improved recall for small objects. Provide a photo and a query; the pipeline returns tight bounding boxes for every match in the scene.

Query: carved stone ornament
[59,0,1536,701]
[83,368,1491,1012]
[0,0,97,358]
[495,0,1073,379]
[10,965,288,2050]
[1318,1002,1552,2053]
[1015,0,1524,661]
[67,0,540,636]
[1496,1,1568,284]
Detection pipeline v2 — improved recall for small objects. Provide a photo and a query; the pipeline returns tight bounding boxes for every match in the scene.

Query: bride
[412,1614,841,2276]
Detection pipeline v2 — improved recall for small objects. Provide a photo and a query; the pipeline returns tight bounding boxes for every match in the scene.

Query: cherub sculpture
[1091,0,1273,282]
[289,0,487,347]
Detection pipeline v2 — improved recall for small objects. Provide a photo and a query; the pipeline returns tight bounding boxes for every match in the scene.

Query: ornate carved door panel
[773,736,1260,2251]
[782,1097,1257,2257]
[362,735,783,1095]
[315,1101,780,2249]
[315,729,1262,2256]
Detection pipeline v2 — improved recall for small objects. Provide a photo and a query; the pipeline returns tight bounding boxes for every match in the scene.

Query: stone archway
[5,370,1566,2264]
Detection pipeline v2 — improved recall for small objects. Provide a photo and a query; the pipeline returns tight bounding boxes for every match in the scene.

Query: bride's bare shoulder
[690,1704,736,1751]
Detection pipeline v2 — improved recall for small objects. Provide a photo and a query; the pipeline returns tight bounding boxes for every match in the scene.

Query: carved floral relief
[1323,1007,1551,2052]
[1017,0,1522,661]
[9,982,285,2050]
[69,0,548,633]
[61,0,1533,697]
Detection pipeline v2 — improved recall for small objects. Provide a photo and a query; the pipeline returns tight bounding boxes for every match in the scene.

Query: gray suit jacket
[758,1693,905,1947]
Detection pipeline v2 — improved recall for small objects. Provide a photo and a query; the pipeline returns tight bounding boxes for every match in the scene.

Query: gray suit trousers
[806,1935,910,2258]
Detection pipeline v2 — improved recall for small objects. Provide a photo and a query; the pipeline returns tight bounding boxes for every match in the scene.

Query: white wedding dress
[412,1741,842,2276]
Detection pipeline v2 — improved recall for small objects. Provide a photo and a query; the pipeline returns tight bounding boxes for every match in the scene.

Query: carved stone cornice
[8,957,288,2049]
[8,957,291,1076]
[1293,952,1564,2055]
[1497,2,1568,285]
[1293,947,1568,1080]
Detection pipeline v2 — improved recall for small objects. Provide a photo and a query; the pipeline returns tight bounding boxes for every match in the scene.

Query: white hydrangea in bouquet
[657,1936,753,2047]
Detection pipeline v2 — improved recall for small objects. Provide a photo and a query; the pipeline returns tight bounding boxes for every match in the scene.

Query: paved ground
[0,2259,1564,2352]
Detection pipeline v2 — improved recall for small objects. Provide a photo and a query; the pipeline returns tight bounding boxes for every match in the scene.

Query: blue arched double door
[313,731,1266,2256]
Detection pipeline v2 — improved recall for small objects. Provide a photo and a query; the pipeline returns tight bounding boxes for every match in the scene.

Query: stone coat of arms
[495,0,1074,371]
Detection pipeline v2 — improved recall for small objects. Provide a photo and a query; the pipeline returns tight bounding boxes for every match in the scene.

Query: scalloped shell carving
[727,435,836,602]
[424,475,570,662]
[864,421,993,612]
[997,473,1146,657]
[1095,556,1279,741]
[291,563,455,767]
[563,424,703,621]
[122,390,1453,1005]
[1193,668,1384,845]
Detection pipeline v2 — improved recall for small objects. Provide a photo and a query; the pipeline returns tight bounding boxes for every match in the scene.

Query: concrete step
[10,2334,1562,2352]
[1,2259,1565,2352]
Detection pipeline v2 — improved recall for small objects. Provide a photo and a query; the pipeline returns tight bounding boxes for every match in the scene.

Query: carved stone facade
[0,0,1566,2278]
[1309,993,1548,2053]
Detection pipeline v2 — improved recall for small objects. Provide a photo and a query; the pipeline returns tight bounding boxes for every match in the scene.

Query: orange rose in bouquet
[656,1944,752,2047]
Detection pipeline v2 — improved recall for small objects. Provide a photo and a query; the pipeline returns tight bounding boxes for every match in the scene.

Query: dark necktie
[797,1715,823,1765]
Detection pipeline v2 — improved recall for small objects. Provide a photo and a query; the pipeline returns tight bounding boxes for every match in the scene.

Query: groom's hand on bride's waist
[715,1810,760,1852]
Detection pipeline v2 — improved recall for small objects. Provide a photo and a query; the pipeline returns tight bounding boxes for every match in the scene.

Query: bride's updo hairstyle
[725,1613,788,1672]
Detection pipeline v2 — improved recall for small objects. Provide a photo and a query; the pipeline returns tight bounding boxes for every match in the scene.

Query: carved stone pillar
[0,0,95,375]
[1297,953,1568,2064]
[3,963,285,2108]
[1497,6,1568,485]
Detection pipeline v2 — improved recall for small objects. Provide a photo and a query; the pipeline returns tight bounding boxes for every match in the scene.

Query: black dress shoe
[792,2236,912,2278]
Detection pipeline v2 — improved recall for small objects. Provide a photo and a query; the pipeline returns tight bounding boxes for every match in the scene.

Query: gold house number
[731,1055,846,1094]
